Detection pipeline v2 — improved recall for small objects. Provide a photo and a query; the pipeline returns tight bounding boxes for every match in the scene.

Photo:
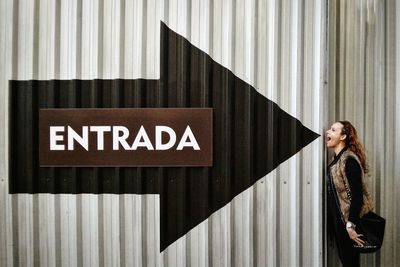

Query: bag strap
[328,171,347,224]
[336,155,354,203]
[340,172,352,202]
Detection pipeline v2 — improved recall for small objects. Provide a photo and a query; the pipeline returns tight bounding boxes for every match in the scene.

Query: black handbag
[353,211,385,253]
[338,174,386,253]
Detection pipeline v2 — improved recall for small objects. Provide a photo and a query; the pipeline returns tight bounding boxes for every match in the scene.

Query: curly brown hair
[338,121,369,173]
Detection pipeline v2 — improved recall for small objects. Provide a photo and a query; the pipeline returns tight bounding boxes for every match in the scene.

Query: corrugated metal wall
[327,0,400,266]
[1,0,326,266]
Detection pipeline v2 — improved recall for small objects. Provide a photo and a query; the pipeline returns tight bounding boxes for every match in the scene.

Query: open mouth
[326,136,331,142]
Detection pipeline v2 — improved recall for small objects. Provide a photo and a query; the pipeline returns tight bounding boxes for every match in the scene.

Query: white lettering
[155,126,176,150]
[49,125,201,151]
[113,126,132,150]
[131,126,154,150]
[90,126,111,150]
[67,126,89,151]
[177,126,200,150]
[50,126,65,150]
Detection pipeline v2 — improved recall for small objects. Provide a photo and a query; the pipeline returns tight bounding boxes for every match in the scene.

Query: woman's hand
[346,228,365,246]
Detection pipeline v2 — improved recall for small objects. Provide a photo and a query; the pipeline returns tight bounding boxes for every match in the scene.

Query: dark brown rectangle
[39,108,212,166]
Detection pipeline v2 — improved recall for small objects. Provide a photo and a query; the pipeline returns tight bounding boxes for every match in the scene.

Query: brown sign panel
[39,108,212,166]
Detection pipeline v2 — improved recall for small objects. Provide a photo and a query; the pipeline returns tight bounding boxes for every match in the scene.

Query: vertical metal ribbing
[0,0,328,266]
[327,0,398,266]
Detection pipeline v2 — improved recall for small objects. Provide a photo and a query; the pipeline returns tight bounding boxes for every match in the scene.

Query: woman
[326,121,374,267]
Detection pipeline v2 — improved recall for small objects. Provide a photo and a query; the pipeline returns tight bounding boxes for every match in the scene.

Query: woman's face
[326,122,346,148]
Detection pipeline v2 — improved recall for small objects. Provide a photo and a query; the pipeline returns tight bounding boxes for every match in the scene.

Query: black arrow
[9,22,320,251]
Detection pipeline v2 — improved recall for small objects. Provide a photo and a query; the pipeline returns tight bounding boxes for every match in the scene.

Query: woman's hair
[338,120,368,173]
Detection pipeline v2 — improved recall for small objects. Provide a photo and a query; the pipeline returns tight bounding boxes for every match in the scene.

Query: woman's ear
[340,134,347,141]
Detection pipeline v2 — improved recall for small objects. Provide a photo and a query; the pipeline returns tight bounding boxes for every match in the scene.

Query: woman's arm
[344,157,366,246]
[345,157,363,224]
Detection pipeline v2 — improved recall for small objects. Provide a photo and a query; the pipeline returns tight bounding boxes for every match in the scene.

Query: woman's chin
[326,142,334,149]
